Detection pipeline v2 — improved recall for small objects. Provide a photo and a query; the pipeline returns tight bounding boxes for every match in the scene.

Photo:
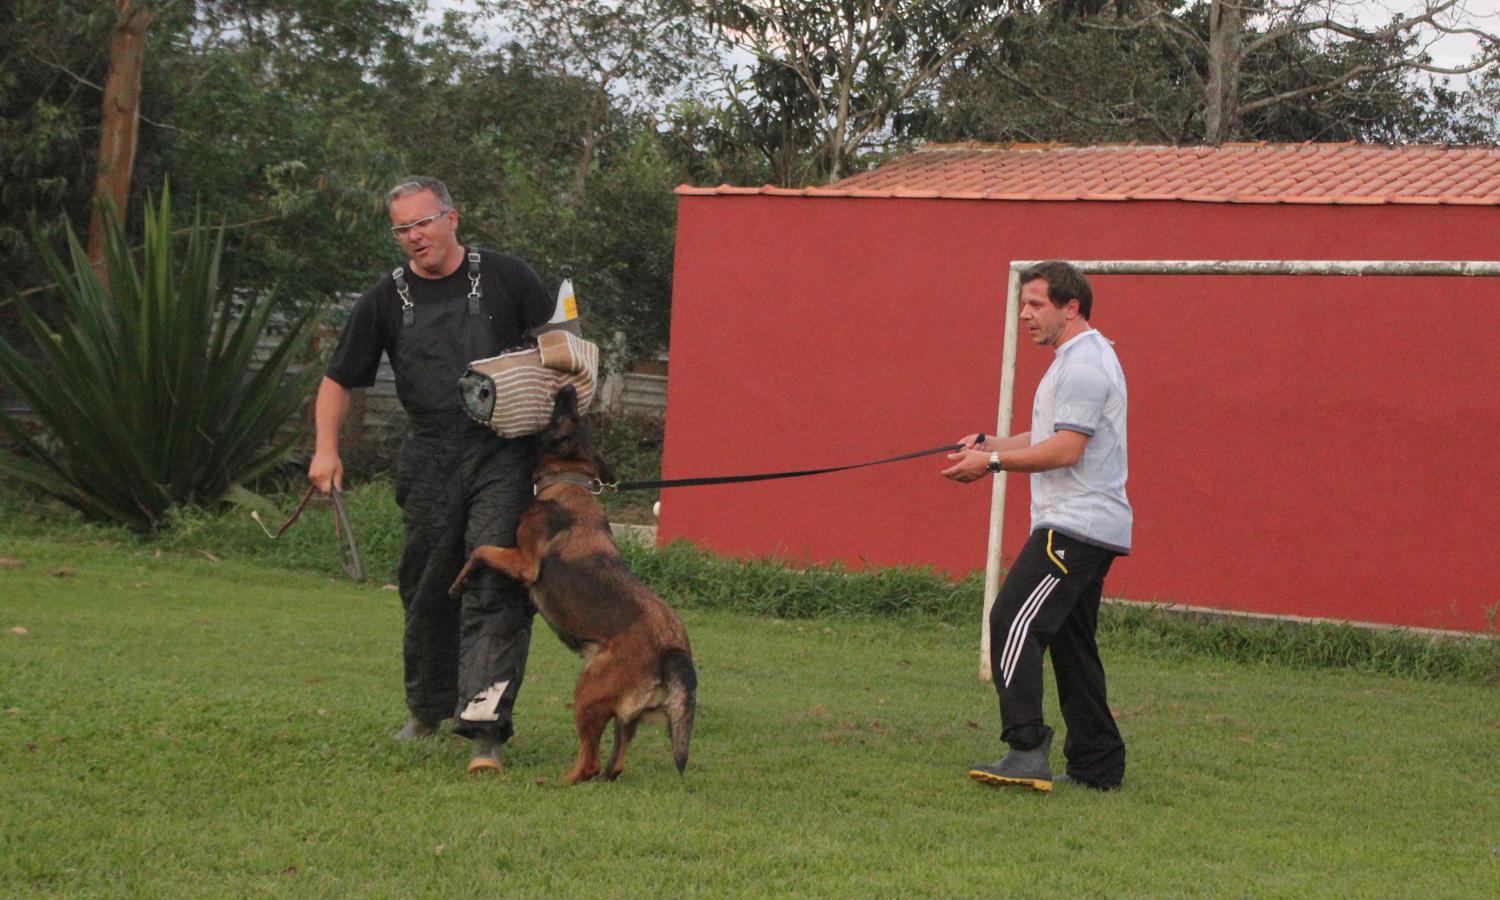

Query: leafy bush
[623,539,980,623]
[0,187,322,531]
[156,480,406,583]
[1101,604,1500,684]
[586,409,663,524]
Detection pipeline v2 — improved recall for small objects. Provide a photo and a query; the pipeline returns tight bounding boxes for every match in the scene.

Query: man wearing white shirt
[942,260,1131,792]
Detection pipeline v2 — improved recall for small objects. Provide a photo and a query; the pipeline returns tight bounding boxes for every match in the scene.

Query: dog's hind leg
[561,677,614,785]
[604,717,640,781]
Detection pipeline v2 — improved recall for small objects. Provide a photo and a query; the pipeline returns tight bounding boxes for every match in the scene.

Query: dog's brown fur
[450,386,695,785]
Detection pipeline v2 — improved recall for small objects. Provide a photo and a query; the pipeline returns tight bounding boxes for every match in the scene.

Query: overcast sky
[1364,0,1500,71]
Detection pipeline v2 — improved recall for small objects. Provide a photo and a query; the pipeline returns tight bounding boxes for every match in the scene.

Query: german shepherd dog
[450,385,696,785]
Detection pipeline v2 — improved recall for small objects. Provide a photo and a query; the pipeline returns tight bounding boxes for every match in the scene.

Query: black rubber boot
[392,714,441,742]
[1055,772,1118,791]
[968,729,1053,792]
[467,734,503,776]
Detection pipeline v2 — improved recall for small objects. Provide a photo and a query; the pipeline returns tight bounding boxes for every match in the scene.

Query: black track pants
[396,413,536,741]
[990,528,1126,788]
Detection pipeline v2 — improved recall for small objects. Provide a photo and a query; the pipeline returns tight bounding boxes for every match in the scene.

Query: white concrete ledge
[1105,596,1497,643]
[611,523,658,546]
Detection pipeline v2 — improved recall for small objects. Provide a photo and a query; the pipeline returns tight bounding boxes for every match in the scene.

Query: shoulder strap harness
[466,246,482,315]
[394,246,484,328]
[393,266,414,326]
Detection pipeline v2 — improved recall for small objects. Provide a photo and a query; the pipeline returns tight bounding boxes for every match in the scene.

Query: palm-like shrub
[0,189,322,532]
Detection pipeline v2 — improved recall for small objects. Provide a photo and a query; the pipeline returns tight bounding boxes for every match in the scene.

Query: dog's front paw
[448,558,479,598]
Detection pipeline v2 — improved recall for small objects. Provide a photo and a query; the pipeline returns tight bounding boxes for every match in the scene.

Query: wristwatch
[986,452,1002,473]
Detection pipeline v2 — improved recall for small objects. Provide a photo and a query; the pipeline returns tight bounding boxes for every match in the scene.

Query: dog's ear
[592,450,617,486]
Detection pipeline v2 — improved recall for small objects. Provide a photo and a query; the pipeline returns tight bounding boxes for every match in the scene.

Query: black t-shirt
[326,247,553,411]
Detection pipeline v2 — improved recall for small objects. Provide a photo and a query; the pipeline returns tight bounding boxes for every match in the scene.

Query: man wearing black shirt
[309,176,552,774]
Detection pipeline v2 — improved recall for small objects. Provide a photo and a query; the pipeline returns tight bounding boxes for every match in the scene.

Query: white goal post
[979,258,1500,682]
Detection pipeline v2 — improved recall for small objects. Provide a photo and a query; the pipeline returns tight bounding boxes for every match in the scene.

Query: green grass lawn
[3,535,1498,897]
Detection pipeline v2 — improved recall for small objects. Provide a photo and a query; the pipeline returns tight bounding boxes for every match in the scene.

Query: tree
[661,97,780,187]
[571,133,687,363]
[2,0,418,309]
[693,0,1025,184]
[924,3,1494,145]
[918,10,1199,144]
[1,0,695,369]
[144,1,415,310]
[1,1,120,292]
[1453,63,1500,139]
[1090,0,1499,144]
[478,0,714,205]
[922,1,1500,145]
[88,0,155,263]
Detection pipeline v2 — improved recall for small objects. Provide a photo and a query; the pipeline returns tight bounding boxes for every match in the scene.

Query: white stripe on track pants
[989,528,1126,788]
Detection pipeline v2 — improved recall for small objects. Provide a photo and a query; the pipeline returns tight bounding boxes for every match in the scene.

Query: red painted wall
[660,194,1500,633]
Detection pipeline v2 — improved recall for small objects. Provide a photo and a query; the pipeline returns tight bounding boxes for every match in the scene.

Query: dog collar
[533,473,604,496]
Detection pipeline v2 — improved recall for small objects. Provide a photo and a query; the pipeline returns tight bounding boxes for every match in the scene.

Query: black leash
[251,485,367,583]
[603,442,966,492]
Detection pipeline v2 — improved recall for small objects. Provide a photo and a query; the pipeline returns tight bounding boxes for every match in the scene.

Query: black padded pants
[395,412,536,741]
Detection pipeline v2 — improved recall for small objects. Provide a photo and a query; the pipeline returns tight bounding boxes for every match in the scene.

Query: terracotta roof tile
[676,143,1500,205]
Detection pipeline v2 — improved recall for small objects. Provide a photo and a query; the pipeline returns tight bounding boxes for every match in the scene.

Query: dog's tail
[661,648,696,775]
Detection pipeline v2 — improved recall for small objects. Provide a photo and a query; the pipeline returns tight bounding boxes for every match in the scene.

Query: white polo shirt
[1029,329,1132,554]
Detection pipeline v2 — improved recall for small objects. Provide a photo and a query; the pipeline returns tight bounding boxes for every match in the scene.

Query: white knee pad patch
[461,681,511,722]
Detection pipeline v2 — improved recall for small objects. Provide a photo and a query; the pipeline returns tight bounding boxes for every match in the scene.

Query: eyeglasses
[390,207,452,237]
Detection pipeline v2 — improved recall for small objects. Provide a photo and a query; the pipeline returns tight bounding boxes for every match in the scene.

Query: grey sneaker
[968,731,1053,792]
[392,714,440,741]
